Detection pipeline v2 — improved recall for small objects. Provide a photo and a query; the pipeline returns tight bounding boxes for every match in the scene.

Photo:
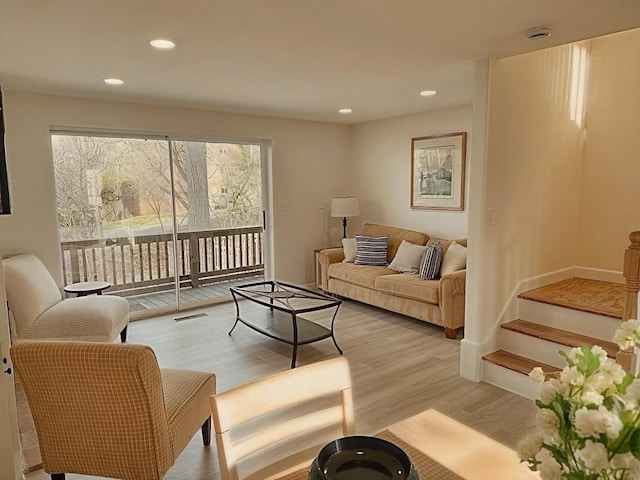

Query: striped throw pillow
[419,241,443,280]
[354,234,389,266]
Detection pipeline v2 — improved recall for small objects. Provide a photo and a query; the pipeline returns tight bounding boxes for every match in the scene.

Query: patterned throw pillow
[354,234,389,266]
[419,241,443,280]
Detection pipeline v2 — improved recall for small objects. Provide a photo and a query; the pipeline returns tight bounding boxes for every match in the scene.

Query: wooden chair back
[210,357,354,480]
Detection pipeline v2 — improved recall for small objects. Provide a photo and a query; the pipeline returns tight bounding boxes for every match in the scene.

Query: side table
[64,281,111,297]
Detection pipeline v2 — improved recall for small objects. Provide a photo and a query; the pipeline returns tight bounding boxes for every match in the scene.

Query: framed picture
[411,131,466,210]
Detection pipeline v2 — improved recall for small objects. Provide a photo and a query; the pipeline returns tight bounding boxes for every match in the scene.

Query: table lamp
[331,197,360,238]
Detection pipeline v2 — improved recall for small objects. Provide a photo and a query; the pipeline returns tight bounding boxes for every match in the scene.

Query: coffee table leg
[291,315,299,369]
[331,334,343,355]
[228,318,239,335]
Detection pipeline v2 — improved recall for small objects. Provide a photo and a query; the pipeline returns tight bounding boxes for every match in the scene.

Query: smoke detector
[527,26,552,40]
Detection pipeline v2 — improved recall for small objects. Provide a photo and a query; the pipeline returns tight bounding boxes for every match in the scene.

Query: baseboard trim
[460,338,482,381]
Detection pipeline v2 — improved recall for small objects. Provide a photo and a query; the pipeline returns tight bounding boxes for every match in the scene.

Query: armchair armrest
[439,269,466,332]
[317,247,344,291]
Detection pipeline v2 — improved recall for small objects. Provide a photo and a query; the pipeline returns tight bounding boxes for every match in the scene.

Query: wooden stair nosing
[502,319,618,358]
[483,350,557,376]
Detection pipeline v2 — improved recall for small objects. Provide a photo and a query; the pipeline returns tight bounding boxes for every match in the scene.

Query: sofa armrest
[317,247,344,291]
[439,269,466,331]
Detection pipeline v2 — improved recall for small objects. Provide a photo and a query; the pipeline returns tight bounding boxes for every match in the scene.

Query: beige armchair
[10,341,216,480]
[2,253,129,342]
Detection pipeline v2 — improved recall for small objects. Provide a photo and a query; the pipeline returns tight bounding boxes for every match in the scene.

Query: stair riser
[482,362,542,401]
[498,329,576,370]
[518,299,620,342]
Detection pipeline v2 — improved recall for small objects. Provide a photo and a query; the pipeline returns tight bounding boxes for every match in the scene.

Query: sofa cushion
[440,241,467,276]
[342,238,357,263]
[328,262,396,289]
[375,273,440,304]
[361,223,429,262]
[354,234,389,266]
[419,241,443,280]
[388,240,428,273]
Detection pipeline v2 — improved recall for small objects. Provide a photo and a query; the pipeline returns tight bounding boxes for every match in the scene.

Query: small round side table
[64,281,111,297]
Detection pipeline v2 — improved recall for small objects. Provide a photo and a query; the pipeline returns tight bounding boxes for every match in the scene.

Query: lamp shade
[331,197,360,218]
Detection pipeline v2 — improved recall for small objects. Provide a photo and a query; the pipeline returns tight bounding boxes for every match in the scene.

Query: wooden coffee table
[64,281,111,297]
[229,280,343,368]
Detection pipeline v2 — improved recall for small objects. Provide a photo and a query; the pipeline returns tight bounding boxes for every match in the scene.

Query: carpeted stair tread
[502,319,618,358]
[517,277,624,319]
[483,350,556,376]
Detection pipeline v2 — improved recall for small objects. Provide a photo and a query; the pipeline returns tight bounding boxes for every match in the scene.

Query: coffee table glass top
[229,281,343,368]
[230,280,341,313]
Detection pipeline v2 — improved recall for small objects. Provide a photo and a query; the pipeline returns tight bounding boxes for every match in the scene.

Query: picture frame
[411,131,466,211]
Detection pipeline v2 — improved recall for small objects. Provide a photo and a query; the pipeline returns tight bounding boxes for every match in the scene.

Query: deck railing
[60,226,264,297]
[617,231,639,373]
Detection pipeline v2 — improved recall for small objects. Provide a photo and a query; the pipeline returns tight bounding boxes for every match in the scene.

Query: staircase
[482,277,625,399]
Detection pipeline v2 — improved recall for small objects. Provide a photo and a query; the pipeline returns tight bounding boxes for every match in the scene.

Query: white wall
[0,92,350,285]
[463,29,640,381]
[464,43,586,365]
[348,105,472,240]
[577,30,640,269]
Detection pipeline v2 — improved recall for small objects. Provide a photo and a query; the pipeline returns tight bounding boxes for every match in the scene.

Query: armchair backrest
[3,254,62,330]
[10,341,173,479]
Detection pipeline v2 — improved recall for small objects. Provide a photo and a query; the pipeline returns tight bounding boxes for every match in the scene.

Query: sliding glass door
[51,133,266,316]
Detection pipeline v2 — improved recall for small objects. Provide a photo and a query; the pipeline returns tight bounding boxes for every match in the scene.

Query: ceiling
[0,0,639,124]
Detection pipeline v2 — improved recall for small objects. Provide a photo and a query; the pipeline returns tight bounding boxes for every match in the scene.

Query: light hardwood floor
[26,298,538,480]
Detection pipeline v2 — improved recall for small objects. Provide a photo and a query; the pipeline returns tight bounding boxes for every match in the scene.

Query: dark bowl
[308,435,419,480]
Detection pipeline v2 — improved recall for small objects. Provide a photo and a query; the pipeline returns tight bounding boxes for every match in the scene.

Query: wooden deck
[124,274,264,313]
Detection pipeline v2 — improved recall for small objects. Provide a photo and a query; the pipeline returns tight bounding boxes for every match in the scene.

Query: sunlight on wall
[569,44,589,128]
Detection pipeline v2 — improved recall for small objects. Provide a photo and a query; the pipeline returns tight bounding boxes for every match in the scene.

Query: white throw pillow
[342,238,357,263]
[440,241,467,276]
[388,240,428,273]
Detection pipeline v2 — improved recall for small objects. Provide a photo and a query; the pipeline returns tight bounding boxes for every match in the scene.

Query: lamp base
[342,217,348,239]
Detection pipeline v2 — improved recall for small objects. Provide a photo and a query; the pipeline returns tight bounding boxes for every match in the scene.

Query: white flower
[537,408,559,437]
[560,365,585,387]
[529,366,546,383]
[577,440,610,472]
[537,450,564,480]
[540,378,560,404]
[517,432,543,460]
[611,452,640,477]
[614,319,640,350]
[574,406,623,439]
[622,378,640,408]
[590,345,608,362]
[586,368,618,396]
[581,389,604,406]
[599,358,627,385]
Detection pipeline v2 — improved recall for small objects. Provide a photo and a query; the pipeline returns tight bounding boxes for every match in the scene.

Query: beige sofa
[317,223,466,338]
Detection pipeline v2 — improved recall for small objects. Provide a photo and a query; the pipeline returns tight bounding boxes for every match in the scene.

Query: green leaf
[630,429,640,461]
[575,345,600,375]
[616,372,635,393]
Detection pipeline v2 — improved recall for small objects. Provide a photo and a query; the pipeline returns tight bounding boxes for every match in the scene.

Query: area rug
[276,430,463,480]
[518,277,624,319]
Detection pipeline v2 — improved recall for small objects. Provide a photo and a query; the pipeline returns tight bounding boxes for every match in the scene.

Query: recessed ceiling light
[150,39,176,49]
[104,78,124,85]
[420,90,437,97]
[339,108,352,114]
